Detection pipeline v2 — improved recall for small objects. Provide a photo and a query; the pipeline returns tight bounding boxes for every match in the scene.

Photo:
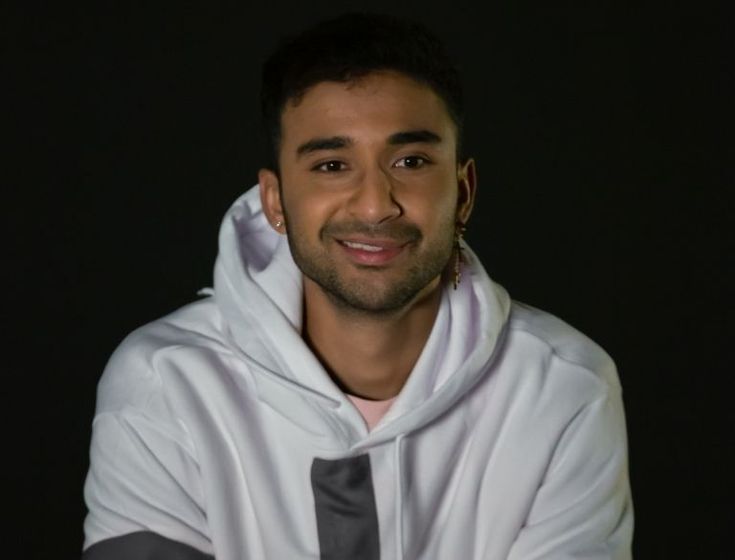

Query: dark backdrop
[5,2,729,558]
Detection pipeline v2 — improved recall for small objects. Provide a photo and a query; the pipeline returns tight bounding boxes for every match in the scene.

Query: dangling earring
[453,222,467,290]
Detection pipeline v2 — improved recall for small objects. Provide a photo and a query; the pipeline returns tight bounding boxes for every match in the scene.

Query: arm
[507,391,634,560]
[82,331,215,559]
[82,409,214,559]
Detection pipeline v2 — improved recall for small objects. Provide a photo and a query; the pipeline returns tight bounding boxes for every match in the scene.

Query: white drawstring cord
[394,434,405,560]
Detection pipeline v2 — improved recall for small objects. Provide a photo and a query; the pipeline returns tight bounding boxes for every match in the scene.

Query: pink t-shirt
[347,394,397,431]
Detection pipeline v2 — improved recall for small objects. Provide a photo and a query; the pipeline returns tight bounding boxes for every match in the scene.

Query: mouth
[336,237,408,266]
[340,240,391,252]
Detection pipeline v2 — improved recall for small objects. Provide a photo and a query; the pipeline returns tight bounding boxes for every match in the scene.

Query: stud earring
[275,220,283,229]
[453,222,467,290]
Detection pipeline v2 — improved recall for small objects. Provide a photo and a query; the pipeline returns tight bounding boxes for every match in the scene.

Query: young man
[82,13,633,560]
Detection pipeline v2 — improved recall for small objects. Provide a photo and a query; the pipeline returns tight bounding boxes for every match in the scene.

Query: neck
[302,277,443,400]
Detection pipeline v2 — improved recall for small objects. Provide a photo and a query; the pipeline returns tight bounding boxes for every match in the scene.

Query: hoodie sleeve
[82,332,215,559]
[506,389,634,560]
[82,409,214,559]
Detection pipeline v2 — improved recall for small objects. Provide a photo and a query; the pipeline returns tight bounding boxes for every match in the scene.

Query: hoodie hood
[213,186,510,448]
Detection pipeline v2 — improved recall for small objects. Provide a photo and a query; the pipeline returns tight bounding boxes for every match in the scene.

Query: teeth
[343,241,384,252]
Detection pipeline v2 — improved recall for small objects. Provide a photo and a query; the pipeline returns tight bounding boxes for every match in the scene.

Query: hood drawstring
[394,434,406,560]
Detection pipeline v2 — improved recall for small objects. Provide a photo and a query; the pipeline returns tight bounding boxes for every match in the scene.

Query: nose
[346,166,402,224]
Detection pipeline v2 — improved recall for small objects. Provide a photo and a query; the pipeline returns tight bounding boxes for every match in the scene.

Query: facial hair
[285,216,455,315]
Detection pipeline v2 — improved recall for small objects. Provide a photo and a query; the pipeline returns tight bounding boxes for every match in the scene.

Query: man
[82,13,633,560]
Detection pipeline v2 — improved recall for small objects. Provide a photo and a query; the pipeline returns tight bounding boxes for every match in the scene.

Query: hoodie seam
[507,324,618,393]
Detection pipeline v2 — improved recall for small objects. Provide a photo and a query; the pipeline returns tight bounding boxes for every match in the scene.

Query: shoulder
[94,297,231,415]
[505,300,620,397]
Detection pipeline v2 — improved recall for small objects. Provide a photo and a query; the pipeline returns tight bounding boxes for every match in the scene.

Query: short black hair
[260,13,465,170]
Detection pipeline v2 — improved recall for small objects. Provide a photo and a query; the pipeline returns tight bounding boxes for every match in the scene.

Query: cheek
[403,185,458,227]
[281,187,340,237]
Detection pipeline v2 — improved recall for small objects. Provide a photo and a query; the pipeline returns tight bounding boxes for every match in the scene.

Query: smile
[336,238,408,265]
[341,240,385,252]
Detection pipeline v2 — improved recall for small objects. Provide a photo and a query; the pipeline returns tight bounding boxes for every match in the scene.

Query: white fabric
[83,186,633,559]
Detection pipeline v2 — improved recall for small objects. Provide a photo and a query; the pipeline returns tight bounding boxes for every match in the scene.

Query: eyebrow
[295,129,443,158]
[296,136,352,157]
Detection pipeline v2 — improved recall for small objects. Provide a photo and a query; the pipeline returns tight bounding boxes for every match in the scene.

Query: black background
[5,2,730,558]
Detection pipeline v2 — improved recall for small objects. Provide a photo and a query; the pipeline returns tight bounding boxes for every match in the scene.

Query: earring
[275,220,283,229]
[453,222,467,290]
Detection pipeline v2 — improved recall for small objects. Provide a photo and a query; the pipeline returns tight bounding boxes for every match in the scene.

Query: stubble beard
[285,219,455,316]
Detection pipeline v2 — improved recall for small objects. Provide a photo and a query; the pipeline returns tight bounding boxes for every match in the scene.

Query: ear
[456,158,477,224]
[258,168,286,233]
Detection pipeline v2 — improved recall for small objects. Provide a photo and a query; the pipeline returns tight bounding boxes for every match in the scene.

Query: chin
[323,272,442,315]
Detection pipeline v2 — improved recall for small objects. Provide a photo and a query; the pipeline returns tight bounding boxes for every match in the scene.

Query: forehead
[279,71,457,149]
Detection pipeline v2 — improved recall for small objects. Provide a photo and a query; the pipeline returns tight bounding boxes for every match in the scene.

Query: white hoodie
[82,186,633,559]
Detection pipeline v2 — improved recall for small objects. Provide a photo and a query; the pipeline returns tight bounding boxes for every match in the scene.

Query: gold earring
[453,222,467,290]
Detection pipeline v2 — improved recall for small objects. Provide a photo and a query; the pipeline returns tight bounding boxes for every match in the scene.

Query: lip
[335,237,408,266]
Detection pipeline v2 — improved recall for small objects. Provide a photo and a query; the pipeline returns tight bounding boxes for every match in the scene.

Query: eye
[313,160,347,172]
[394,155,428,169]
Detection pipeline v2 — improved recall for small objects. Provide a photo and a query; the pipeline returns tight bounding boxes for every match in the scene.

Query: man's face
[260,71,475,314]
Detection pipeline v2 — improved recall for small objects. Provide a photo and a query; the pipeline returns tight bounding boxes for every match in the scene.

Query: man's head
[260,12,465,170]
[258,14,476,315]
